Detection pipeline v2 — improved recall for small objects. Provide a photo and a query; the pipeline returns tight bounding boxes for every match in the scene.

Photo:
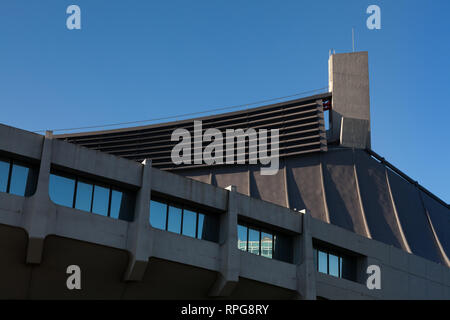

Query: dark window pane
[198,213,219,242]
[329,254,339,277]
[116,191,135,221]
[167,205,182,234]
[261,232,273,259]
[342,255,357,281]
[197,213,204,239]
[318,250,328,274]
[339,257,343,278]
[182,209,196,238]
[0,159,9,193]
[150,200,167,230]
[75,181,93,212]
[49,174,75,207]
[237,225,248,251]
[248,228,260,255]
[9,164,29,196]
[92,185,109,216]
[273,233,293,263]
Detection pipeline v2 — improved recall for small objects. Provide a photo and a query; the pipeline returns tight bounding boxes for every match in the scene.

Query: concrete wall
[0,123,449,299]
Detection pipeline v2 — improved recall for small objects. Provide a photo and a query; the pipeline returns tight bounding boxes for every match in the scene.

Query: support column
[124,159,153,281]
[209,185,240,297]
[295,210,317,300]
[22,131,55,264]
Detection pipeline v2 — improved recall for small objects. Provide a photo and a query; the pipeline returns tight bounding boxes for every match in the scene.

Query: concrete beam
[209,185,239,297]
[295,210,317,300]
[21,132,55,264]
[124,159,153,281]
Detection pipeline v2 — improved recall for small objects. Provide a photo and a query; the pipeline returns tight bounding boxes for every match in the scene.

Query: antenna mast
[352,28,355,52]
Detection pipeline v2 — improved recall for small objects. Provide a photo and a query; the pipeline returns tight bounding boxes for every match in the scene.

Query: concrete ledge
[240,252,297,291]
[235,193,301,234]
[53,206,129,249]
[0,124,43,160]
[51,139,142,188]
[152,229,220,272]
[152,168,228,211]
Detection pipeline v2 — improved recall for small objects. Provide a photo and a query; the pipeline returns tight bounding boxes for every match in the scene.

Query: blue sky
[0,1,448,201]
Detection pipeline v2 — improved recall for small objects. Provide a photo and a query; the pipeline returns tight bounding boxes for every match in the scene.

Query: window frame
[315,247,346,280]
[149,197,220,243]
[49,169,134,221]
[237,222,276,260]
[0,156,37,197]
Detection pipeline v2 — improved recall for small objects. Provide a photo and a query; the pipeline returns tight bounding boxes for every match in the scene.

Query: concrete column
[22,131,55,264]
[295,210,317,300]
[209,185,240,297]
[328,51,371,149]
[124,159,153,281]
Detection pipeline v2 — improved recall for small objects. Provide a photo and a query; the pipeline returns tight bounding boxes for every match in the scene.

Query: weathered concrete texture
[250,160,287,208]
[354,150,407,250]
[340,117,370,149]
[286,154,328,221]
[387,170,445,264]
[329,51,371,148]
[0,122,449,299]
[321,150,369,237]
[421,191,450,261]
[0,124,43,161]
[179,168,211,185]
[212,166,249,196]
[180,147,449,267]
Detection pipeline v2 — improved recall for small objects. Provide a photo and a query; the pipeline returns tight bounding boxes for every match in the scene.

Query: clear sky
[0,0,448,202]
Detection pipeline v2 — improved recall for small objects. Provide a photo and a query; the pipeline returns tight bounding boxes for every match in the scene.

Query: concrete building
[0,52,448,299]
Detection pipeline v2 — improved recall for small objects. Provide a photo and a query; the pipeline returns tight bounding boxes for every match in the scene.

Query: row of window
[1,157,318,270]
[49,171,135,221]
[314,246,357,281]
[0,158,37,197]
[150,199,220,243]
[237,223,293,263]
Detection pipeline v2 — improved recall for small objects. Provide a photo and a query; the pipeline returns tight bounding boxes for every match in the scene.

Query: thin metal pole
[352,28,355,52]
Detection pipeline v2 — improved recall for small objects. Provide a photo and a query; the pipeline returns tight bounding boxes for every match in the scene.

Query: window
[182,209,196,238]
[0,157,38,197]
[49,171,135,221]
[149,198,220,243]
[167,205,182,234]
[314,245,357,281]
[237,223,293,263]
[150,200,167,230]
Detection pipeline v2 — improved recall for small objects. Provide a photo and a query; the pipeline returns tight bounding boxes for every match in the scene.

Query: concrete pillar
[295,210,317,300]
[124,159,153,281]
[209,185,240,297]
[328,51,371,149]
[22,131,55,264]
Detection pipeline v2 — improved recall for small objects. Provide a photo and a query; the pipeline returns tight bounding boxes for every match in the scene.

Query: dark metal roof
[57,93,331,169]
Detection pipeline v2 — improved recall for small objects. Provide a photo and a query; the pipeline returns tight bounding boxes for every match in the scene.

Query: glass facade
[0,157,37,197]
[49,171,135,221]
[149,199,220,243]
[237,223,292,263]
[314,246,357,281]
